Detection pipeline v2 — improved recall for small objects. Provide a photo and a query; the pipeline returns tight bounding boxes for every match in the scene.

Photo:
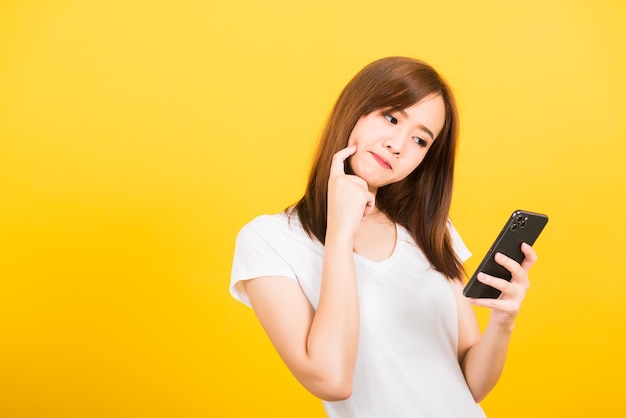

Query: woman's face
[347,94,446,193]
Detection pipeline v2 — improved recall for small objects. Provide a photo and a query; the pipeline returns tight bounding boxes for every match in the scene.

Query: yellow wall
[1,1,625,416]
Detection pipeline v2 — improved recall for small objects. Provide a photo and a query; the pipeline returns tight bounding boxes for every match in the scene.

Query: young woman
[230,56,536,417]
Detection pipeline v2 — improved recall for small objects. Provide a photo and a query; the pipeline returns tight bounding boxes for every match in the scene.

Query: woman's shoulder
[238,208,305,238]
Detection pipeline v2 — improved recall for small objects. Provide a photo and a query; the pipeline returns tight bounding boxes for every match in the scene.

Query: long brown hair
[292,56,464,280]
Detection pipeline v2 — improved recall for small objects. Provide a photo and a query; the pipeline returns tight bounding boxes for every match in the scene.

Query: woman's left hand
[469,242,538,329]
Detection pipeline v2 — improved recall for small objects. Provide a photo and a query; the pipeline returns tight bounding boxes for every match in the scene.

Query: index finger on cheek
[330,145,357,177]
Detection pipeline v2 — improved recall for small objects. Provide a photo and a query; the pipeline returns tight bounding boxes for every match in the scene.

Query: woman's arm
[244,146,374,401]
[244,235,357,401]
[455,242,538,402]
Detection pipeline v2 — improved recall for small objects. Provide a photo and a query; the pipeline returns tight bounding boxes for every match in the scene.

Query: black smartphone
[463,210,549,299]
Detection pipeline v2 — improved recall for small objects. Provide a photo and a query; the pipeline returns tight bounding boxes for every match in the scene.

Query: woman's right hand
[327,146,376,237]
[243,145,367,402]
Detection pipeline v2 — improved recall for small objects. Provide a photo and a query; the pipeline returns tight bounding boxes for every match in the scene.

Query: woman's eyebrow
[399,109,435,140]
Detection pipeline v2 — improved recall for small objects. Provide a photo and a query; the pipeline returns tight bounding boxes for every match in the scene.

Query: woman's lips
[370,152,392,170]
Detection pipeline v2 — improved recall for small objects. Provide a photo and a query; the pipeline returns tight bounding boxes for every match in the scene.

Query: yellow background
[1,1,625,416]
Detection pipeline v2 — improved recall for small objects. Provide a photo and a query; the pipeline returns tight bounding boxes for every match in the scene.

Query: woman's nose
[383,136,404,155]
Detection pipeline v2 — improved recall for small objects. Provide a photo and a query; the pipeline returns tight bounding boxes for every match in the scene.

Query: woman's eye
[413,137,427,147]
[384,113,398,125]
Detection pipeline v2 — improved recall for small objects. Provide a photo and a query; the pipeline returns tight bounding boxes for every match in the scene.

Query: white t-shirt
[230,211,486,418]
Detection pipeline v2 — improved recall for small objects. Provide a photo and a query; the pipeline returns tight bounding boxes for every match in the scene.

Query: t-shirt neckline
[353,223,405,271]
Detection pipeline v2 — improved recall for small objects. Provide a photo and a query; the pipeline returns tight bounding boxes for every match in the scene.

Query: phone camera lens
[517,215,524,222]
[511,223,518,231]
[520,220,527,228]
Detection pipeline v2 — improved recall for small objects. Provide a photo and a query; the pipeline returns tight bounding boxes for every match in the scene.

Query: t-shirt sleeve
[230,216,298,308]
[448,220,472,263]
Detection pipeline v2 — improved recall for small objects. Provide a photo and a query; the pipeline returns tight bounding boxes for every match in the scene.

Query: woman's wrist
[488,317,516,334]
[325,225,355,248]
